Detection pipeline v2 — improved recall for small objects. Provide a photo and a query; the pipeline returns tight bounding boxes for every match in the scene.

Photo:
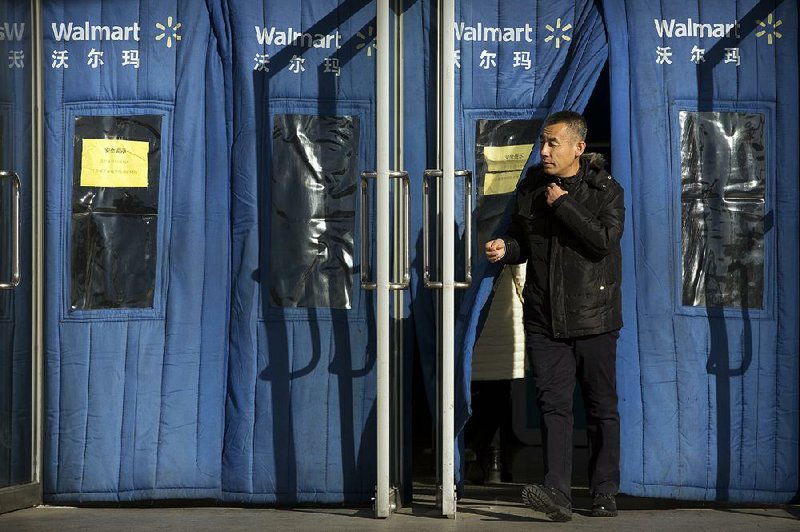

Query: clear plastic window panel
[680,111,765,309]
[71,115,162,310]
[475,119,541,246]
[269,114,358,309]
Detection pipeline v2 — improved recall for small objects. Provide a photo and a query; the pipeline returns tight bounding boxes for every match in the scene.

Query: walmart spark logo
[356,26,376,57]
[544,18,572,49]
[155,16,181,48]
[755,12,782,45]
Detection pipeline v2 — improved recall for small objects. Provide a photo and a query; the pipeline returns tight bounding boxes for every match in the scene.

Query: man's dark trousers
[525,329,620,499]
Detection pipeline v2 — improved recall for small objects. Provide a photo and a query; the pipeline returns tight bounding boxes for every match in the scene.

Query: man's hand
[546,183,567,206]
[485,239,506,263]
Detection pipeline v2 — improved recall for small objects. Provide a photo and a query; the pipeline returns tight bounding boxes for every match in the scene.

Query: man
[485,110,624,521]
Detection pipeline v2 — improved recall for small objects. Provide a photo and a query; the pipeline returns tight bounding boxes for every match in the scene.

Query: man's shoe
[591,493,618,517]
[521,484,572,522]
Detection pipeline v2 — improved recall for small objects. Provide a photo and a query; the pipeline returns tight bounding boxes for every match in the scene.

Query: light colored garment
[471,264,526,381]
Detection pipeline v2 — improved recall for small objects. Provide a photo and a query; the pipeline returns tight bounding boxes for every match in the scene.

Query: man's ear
[575,140,586,157]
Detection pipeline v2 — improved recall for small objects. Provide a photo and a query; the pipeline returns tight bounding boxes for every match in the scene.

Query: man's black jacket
[499,153,624,338]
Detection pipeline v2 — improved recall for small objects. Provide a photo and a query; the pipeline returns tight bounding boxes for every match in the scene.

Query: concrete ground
[2,482,798,531]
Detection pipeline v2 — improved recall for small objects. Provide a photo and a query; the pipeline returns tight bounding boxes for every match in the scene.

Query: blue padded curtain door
[223,0,379,504]
[43,0,230,503]
[603,0,799,503]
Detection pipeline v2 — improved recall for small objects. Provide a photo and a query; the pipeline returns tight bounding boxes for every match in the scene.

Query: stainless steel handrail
[360,170,410,290]
[422,169,472,289]
[0,170,21,289]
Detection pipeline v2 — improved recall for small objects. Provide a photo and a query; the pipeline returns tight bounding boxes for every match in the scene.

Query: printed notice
[80,138,149,187]
[483,144,532,195]
[484,170,522,195]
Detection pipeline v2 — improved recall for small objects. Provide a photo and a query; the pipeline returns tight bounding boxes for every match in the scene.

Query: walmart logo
[544,18,571,49]
[755,12,782,45]
[356,26,376,57]
[155,16,181,48]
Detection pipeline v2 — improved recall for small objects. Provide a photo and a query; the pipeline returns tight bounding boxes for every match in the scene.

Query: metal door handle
[0,171,21,289]
[422,169,472,289]
[360,170,410,290]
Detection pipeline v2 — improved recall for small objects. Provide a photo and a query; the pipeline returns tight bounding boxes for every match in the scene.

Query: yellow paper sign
[482,144,532,195]
[484,144,533,173]
[484,171,521,195]
[80,138,149,188]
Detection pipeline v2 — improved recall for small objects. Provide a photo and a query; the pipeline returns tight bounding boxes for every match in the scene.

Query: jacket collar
[554,163,584,191]
[580,153,612,190]
[522,152,610,192]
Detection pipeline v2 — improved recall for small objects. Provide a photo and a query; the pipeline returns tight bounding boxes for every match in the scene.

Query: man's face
[539,122,586,177]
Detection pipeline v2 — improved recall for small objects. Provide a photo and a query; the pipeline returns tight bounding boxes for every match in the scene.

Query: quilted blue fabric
[37,0,798,506]
[602,0,798,502]
[43,0,230,502]
[222,0,377,503]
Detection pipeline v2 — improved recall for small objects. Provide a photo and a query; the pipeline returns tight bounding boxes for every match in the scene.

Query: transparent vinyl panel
[474,119,541,247]
[70,115,162,310]
[679,111,766,309]
[269,114,359,309]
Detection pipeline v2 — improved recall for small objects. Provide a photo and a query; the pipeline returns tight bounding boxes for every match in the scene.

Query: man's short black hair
[544,110,587,142]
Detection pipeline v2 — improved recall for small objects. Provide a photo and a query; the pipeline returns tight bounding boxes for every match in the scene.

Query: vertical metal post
[375,0,392,519]
[391,0,405,508]
[32,0,45,493]
[439,0,456,518]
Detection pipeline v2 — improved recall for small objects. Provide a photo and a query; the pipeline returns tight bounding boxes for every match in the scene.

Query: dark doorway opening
[410,62,612,494]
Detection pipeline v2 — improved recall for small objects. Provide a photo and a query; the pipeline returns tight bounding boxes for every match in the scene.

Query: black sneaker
[591,493,618,517]
[521,484,572,522]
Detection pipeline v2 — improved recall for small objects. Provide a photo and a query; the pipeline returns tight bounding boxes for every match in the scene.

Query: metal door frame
[437,0,456,518]
[0,0,44,515]
[423,0,464,518]
[389,0,407,514]
[370,0,409,518]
